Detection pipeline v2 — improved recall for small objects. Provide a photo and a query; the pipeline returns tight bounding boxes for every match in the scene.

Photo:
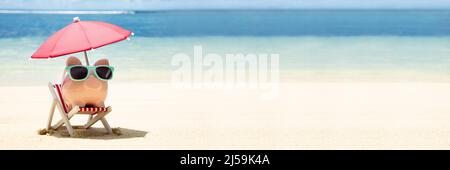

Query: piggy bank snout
[84,75,104,89]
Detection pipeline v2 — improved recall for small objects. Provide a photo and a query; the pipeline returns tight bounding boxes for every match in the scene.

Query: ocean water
[0,10,449,84]
[1,10,450,37]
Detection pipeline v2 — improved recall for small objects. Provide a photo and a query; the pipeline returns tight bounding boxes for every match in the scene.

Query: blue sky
[1,0,450,10]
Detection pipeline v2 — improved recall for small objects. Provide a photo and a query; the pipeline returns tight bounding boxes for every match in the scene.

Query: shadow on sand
[40,126,148,139]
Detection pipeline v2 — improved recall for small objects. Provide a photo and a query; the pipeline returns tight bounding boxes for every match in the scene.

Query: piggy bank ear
[66,56,81,66]
[94,58,110,66]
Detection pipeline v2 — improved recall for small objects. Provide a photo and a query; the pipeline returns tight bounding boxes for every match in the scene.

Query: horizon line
[0,8,450,13]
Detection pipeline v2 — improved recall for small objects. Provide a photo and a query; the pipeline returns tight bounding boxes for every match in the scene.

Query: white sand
[1,81,450,149]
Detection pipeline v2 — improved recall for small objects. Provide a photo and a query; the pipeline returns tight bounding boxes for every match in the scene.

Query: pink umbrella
[31,17,132,65]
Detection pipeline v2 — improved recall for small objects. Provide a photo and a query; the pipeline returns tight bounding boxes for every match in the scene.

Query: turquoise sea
[0,10,449,85]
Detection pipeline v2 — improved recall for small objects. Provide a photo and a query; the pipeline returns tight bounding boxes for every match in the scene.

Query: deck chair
[46,82,112,137]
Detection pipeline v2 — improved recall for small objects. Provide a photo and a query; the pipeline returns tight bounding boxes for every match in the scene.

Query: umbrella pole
[84,51,90,66]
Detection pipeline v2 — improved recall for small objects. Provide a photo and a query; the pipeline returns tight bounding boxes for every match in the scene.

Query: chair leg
[100,118,112,134]
[47,100,56,130]
[57,110,74,137]
[86,115,93,129]
[52,106,79,130]
[84,107,111,129]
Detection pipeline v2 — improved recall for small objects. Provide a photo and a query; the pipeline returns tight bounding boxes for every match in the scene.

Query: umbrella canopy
[31,17,132,65]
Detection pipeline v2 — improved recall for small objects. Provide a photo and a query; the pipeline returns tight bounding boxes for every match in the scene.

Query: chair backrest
[47,82,68,113]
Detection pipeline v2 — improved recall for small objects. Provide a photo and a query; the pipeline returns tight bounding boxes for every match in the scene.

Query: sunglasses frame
[65,65,115,81]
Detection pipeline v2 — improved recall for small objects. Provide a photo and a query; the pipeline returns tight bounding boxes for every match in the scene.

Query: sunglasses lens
[96,66,113,80]
[69,66,88,80]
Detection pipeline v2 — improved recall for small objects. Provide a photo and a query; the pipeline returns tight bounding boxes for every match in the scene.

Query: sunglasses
[65,65,114,81]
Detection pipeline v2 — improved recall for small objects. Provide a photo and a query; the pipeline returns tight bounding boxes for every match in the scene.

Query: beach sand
[1,81,450,149]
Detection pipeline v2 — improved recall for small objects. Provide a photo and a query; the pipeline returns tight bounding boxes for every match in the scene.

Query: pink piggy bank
[62,56,112,110]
